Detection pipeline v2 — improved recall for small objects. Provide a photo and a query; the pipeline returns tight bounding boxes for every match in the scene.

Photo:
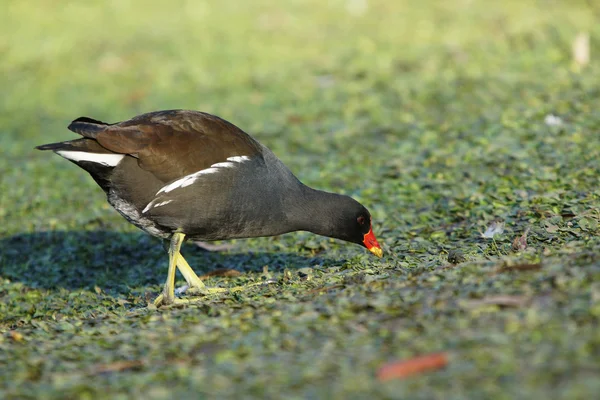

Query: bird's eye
[357,216,366,225]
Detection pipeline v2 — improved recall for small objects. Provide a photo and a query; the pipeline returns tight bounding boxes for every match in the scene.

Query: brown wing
[94,110,263,182]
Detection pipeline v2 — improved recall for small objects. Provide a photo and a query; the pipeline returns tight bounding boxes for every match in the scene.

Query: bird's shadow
[0,230,338,294]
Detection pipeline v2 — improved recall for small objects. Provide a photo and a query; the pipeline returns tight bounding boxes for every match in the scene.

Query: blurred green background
[2,0,600,398]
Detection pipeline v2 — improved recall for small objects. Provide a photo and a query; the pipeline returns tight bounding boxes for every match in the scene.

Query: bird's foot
[152,293,170,307]
[152,285,228,307]
[152,281,271,307]
[179,285,228,296]
[152,294,207,307]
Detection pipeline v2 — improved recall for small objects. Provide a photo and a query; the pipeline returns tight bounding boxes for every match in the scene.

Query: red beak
[363,225,383,258]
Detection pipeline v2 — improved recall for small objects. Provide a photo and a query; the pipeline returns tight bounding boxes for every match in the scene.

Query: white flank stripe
[153,200,173,208]
[57,151,124,167]
[142,202,153,214]
[227,155,251,163]
[142,199,173,214]
[209,161,235,169]
[157,169,217,194]
[156,155,251,194]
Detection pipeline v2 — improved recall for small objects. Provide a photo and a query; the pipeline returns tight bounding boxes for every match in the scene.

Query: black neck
[286,185,357,240]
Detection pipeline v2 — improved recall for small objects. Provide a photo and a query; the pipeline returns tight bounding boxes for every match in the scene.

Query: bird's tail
[35,138,123,168]
[35,138,105,152]
[67,117,111,138]
[35,138,122,191]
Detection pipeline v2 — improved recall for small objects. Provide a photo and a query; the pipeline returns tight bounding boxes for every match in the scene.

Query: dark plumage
[37,110,382,306]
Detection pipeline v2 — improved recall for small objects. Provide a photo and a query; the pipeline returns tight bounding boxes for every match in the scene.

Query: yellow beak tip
[368,247,383,258]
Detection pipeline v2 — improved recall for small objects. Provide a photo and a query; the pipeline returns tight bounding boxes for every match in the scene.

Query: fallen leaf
[377,353,449,381]
[498,263,542,273]
[91,360,144,375]
[286,114,304,124]
[544,114,563,127]
[512,228,529,251]
[9,331,24,342]
[198,269,242,279]
[481,221,504,238]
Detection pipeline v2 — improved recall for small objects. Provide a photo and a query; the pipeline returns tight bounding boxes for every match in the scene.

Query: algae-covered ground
[1,1,600,398]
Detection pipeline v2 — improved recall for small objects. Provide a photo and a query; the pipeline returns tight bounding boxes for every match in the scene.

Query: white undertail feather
[57,151,124,167]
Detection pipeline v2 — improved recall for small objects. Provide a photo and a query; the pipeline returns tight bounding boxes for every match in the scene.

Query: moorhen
[37,110,383,306]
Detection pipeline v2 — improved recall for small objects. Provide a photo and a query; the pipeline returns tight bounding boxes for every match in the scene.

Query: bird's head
[353,209,383,258]
[330,197,383,258]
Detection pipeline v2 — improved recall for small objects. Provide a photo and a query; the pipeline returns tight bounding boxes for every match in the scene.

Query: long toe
[152,294,165,307]
[182,286,227,296]
[155,281,272,307]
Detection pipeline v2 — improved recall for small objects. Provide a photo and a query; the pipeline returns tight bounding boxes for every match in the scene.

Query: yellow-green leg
[176,253,206,291]
[176,255,228,296]
[153,232,185,306]
[152,233,268,307]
